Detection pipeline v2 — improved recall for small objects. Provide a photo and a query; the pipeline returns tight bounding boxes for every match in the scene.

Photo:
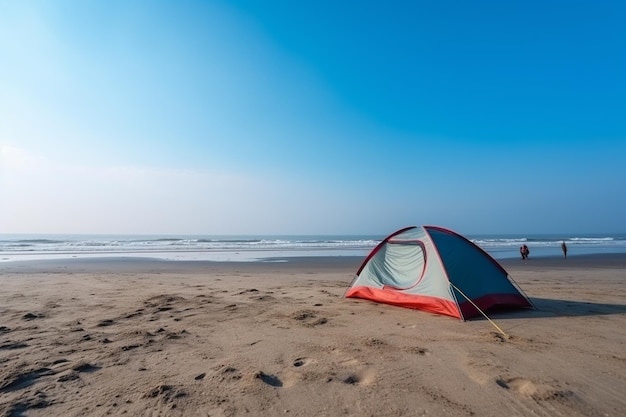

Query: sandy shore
[1,255,625,417]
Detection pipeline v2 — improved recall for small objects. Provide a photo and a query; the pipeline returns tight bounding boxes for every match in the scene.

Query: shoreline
[2,252,626,274]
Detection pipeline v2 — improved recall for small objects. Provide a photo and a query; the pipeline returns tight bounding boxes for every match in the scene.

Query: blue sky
[1,0,625,235]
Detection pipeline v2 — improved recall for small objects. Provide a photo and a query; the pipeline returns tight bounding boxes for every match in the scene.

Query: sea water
[1,233,625,262]
[471,234,626,259]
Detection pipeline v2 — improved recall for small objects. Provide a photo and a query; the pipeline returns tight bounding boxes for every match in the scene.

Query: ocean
[1,232,626,263]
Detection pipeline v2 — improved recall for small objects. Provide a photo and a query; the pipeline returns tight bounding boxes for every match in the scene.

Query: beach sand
[1,255,625,417]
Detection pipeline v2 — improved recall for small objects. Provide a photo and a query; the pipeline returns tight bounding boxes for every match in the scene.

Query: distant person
[561,241,568,259]
[520,244,529,260]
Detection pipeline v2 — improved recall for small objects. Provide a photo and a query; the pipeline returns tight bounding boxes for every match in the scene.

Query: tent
[345,226,533,320]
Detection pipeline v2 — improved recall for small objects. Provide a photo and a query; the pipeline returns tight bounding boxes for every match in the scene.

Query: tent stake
[450,283,509,338]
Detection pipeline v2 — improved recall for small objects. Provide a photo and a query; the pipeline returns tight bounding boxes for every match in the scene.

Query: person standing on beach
[561,241,568,259]
[520,244,529,260]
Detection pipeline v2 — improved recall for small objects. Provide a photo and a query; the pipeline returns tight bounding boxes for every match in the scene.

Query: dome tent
[345,226,533,320]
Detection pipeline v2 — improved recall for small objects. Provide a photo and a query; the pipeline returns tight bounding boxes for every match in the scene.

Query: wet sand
[1,254,625,416]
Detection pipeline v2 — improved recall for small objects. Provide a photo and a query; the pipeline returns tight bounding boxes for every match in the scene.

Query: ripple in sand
[22,312,45,320]
[97,319,116,327]
[0,368,55,392]
[5,397,50,416]
[0,340,28,350]
[72,362,101,373]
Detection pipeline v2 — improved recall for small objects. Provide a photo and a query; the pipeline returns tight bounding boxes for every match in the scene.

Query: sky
[1,0,625,236]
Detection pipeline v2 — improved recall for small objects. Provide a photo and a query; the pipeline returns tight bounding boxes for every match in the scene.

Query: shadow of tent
[479,298,626,320]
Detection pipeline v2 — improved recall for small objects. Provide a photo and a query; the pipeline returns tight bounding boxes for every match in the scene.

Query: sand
[1,255,625,417]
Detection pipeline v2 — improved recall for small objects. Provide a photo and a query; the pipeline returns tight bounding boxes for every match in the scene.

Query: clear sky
[1,1,625,236]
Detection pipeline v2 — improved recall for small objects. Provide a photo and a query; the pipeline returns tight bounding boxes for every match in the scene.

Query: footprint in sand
[290,310,329,327]
[326,350,377,386]
[143,384,188,402]
[364,337,387,347]
[209,365,243,383]
[405,346,429,355]
[293,357,314,367]
[254,371,283,387]
[339,369,377,386]
[496,377,538,396]
[496,377,574,401]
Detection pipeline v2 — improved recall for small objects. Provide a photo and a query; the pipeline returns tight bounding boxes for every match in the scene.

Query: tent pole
[449,283,509,338]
